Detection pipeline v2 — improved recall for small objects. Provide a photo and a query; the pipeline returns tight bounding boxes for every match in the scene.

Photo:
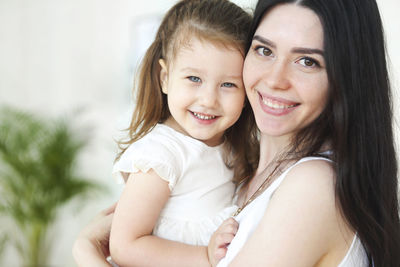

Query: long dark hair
[249,0,400,266]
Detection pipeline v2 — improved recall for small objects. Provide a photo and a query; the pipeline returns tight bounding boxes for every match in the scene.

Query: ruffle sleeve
[112,140,181,191]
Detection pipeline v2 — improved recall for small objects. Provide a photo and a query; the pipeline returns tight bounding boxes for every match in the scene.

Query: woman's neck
[236,133,293,206]
[256,133,291,176]
[237,133,292,206]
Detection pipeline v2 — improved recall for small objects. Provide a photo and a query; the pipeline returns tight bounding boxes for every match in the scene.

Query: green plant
[0,232,7,263]
[0,106,103,266]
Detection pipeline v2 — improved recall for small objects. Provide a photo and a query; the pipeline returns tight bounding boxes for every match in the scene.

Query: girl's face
[160,37,246,146]
[243,4,329,140]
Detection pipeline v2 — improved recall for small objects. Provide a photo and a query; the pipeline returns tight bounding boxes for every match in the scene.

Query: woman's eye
[187,76,201,83]
[222,82,236,88]
[297,57,320,68]
[255,46,272,57]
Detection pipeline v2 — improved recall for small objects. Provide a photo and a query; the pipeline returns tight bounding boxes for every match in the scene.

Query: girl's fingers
[223,217,238,226]
[214,247,228,260]
[102,202,117,215]
[216,218,239,235]
[215,233,235,247]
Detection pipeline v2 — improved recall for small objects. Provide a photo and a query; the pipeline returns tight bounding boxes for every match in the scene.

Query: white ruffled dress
[113,124,237,246]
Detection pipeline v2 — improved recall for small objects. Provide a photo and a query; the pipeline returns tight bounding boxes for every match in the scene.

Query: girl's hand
[207,217,239,267]
[72,203,116,267]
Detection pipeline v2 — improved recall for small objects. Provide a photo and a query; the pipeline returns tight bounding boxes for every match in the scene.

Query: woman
[211,0,400,266]
[73,0,400,266]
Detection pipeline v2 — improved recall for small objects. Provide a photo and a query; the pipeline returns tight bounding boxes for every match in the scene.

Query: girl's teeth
[193,112,216,120]
[262,98,296,109]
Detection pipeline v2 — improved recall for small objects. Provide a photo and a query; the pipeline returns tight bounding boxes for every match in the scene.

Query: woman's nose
[264,61,291,90]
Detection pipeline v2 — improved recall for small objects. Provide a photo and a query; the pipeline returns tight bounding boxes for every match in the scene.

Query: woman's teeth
[193,112,216,120]
[262,98,297,109]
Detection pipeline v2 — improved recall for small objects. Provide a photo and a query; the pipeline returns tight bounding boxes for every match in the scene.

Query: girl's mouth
[191,111,217,120]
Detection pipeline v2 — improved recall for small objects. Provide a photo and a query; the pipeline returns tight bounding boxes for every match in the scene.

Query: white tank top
[217,157,368,267]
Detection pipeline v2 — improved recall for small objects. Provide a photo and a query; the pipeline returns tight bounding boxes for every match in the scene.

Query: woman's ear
[159,59,168,94]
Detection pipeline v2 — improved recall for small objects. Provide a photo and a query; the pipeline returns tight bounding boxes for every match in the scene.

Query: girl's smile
[160,36,246,146]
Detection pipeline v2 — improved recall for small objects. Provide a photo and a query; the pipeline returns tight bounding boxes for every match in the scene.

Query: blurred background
[0,0,398,266]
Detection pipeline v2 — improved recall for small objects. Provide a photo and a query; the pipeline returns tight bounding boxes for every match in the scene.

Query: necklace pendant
[233,207,242,217]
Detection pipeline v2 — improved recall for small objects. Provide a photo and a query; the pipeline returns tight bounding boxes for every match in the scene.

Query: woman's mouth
[261,97,298,109]
[258,92,299,116]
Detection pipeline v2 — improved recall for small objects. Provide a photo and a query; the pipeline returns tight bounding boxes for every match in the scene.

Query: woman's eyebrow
[291,47,324,56]
[253,35,324,56]
[253,35,276,48]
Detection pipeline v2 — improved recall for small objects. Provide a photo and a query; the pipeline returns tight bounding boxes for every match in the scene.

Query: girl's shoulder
[134,124,218,152]
[113,124,185,187]
[128,124,188,153]
[136,124,180,143]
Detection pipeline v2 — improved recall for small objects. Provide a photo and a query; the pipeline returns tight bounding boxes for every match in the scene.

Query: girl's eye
[221,82,236,88]
[255,46,272,57]
[297,57,320,68]
[187,76,201,83]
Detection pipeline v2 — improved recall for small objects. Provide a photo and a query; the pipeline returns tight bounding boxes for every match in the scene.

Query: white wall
[0,0,398,266]
[378,0,400,152]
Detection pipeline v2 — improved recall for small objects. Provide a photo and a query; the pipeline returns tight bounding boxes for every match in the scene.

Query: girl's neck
[163,117,188,136]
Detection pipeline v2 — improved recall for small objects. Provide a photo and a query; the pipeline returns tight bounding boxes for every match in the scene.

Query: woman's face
[243,4,328,140]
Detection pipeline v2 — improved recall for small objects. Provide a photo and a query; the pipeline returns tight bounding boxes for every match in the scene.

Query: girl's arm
[110,170,210,267]
[73,203,116,267]
[229,160,352,267]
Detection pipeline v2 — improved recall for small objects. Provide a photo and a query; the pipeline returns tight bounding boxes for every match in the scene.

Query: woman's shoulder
[275,158,336,215]
[287,157,334,184]
[229,157,353,266]
[266,158,354,265]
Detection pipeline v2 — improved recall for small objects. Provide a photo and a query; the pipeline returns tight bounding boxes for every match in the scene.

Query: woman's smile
[243,4,328,139]
[258,91,299,116]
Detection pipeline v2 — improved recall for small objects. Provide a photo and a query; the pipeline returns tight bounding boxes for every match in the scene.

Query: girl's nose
[197,84,218,107]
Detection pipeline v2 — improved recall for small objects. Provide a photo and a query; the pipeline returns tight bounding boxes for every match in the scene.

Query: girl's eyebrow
[223,74,243,81]
[180,67,242,80]
[180,67,201,72]
[252,35,324,56]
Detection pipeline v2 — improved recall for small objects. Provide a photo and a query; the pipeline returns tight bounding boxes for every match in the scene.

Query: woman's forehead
[255,4,324,49]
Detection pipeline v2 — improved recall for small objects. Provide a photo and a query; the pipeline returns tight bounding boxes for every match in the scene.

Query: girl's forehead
[167,35,243,65]
[165,26,244,62]
[167,37,244,76]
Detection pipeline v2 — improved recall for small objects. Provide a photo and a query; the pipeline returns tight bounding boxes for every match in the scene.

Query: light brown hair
[117,0,259,184]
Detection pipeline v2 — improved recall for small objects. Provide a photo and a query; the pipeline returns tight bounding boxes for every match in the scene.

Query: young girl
[109,0,257,266]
